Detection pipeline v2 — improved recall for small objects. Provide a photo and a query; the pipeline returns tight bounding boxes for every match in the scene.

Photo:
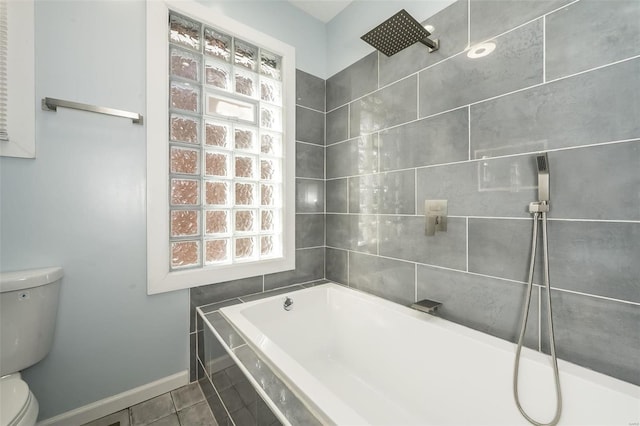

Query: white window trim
[146,0,296,295]
[0,0,35,158]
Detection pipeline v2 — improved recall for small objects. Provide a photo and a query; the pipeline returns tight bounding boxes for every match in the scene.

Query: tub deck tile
[205,311,247,349]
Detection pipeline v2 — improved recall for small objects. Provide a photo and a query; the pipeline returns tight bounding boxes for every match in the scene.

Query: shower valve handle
[529,201,549,213]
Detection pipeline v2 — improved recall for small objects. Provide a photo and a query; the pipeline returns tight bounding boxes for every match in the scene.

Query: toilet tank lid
[0,267,63,292]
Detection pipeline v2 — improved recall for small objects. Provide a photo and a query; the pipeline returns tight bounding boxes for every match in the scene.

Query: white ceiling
[288,0,353,23]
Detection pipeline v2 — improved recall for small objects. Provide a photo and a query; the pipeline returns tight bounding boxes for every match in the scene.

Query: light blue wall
[0,0,327,420]
[0,0,189,420]
[326,0,456,77]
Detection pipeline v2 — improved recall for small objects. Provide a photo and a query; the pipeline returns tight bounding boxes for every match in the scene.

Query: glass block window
[168,11,284,270]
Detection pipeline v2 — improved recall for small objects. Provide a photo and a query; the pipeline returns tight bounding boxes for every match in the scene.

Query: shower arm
[418,36,439,51]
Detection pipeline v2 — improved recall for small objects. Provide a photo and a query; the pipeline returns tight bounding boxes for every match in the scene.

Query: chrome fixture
[361,9,439,57]
[42,97,144,125]
[425,200,447,236]
[410,299,442,314]
[513,153,562,426]
[283,297,294,311]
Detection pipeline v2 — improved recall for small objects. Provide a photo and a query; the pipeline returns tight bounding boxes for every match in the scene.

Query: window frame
[147,0,296,295]
[0,0,35,158]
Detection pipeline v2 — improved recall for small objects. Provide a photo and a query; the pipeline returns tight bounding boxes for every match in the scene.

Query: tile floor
[204,364,280,426]
[82,382,217,426]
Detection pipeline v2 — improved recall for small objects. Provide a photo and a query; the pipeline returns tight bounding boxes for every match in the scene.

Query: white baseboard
[36,370,189,426]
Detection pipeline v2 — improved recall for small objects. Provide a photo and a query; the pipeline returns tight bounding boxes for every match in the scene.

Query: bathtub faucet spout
[410,299,442,314]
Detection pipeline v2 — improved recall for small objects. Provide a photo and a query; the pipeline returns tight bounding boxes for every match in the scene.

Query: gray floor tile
[218,386,244,413]
[230,406,255,426]
[147,413,180,426]
[81,409,130,426]
[211,370,232,392]
[234,380,257,407]
[223,364,245,385]
[130,394,175,426]
[177,401,218,426]
[170,382,205,412]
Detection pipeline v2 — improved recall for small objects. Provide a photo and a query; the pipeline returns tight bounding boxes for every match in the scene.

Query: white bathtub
[220,283,639,425]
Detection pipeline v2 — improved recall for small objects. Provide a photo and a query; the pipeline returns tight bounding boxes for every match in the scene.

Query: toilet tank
[0,267,63,376]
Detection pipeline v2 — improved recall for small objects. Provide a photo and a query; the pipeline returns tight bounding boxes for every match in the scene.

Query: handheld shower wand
[513,153,562,426]
[529,153,549,212]
[536,154,549,202]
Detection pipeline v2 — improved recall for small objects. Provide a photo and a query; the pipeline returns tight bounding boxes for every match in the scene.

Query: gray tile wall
[324,0,640,386]
[189,69,326,382]
[188,0,640,390]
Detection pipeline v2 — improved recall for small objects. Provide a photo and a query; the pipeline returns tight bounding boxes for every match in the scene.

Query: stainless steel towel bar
[41,97,143,125]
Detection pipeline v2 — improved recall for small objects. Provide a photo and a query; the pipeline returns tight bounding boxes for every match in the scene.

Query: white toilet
[0,267,63,426]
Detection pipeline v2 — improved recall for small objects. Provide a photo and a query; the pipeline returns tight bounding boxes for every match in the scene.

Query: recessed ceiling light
[467,42,496,59]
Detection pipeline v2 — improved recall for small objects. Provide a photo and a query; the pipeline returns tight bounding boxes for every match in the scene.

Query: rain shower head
[361,9,439,57]
[536,154,550,203]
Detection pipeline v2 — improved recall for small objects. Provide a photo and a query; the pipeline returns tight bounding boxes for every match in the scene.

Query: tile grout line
[317,211,640,224]
[295,139,325,148]
[542,15,546,84]
[467,0,470,47]
[346,250,350,287]
[467,105,471,160]
[414,168,418,215]
[414,263,418,303]
[325,137,640,181]
[416,72,420,118]
[295,103,325,115]
[466,217,469,272]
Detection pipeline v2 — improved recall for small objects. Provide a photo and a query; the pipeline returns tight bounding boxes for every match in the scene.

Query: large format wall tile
[326,248,348,285]
[348,170,415,215]
[469,0,572,44]
[470,59,640,158]
[379,216,466,270]
[191,276,263,308]
[546,0,640,80]
[326,52,378,111]
[264,247,325,290]
[547,221,640,303]
[349,252,415,305]
[326,105,349,144]
[326,135,378,179]
[541,291,640,386]
[295,142,324,180]
[469,218,640,303]
[296,69,325,112]
[350,75,417,137]
[416,154,538,217]
[550,142,640,221]
[419,19,543,117]
[296,178,325,213]
[468,218,543,285]
[295,214,324,249]
[378,0,469,86]
[417,265,539,348]
[379,107,469,172]
[326,214,377,254]
[295,106,324,145]
[326,178,347,213]
[190,276,263,331]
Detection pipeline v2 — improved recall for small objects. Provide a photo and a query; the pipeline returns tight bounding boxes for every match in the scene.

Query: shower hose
[513,211,562,426]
